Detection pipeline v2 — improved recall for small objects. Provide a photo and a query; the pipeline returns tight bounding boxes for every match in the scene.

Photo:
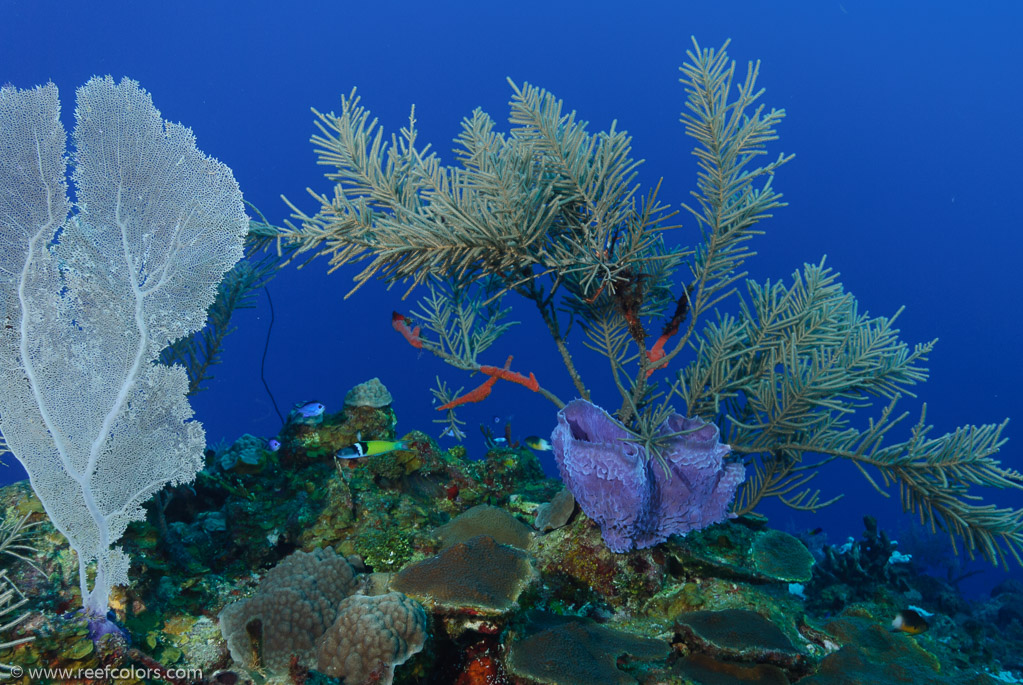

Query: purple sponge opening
[552,399,744,552]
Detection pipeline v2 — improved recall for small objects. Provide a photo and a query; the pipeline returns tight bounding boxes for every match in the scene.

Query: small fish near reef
[336,440,409,459]
[891,607,930,635]
[287,401,326,425]
[294,401,326,418]
[266,438,281,452]
[524,436,552,451]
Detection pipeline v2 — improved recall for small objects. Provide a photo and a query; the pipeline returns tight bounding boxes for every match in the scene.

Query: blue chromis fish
[294,401,326,418]
[524,436,552,451]
[336,440,409,459]
[266,438,281,452]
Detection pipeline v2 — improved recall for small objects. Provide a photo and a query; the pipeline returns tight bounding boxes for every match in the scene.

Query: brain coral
[316,592,428,685]
[344,377,394,408]
[218,547,356,671]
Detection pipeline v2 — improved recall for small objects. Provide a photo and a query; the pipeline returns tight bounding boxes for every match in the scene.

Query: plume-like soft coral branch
[392,311,423,349]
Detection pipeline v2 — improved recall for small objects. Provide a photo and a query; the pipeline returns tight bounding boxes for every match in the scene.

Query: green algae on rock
[532,509,669,612]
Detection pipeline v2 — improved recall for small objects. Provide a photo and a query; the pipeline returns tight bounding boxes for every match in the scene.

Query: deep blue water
[2,1,1021,593]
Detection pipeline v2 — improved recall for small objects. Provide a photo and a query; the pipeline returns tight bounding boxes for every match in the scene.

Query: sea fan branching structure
[281,39,1022,566]
[160,213,283,395]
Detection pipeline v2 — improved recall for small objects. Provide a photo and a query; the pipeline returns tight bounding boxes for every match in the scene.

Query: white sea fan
[0,77,247,615]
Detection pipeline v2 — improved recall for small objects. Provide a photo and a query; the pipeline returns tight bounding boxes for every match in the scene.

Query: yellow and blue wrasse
[336,440,409,459]
[891,608,930,635]
[524,436,552,451]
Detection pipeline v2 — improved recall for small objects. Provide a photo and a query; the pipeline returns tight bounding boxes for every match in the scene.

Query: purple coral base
[63,608,131,647]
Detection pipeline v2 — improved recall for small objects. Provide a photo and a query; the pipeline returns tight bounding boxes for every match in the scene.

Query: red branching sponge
[437,356,540,411]
[392,311,423,349]
[437,375,499,411]
[478,365,539,392]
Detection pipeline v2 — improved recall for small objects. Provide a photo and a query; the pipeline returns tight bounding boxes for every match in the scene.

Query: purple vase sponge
[551,399,745,552]
[62,607,130,648]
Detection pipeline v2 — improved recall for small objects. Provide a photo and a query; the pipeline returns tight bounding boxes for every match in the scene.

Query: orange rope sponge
[436,375,499,411]
[392,311,423,349]
[436,356,539,411]
[644,334,670,377]
[479,365,540,392]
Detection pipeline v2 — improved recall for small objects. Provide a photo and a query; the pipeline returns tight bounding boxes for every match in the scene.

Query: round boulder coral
[218,547,357,672]
[344,378,394,408]
[316,592,428,685]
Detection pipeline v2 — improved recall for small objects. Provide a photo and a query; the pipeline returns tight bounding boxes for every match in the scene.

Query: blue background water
[2,1,1020,593]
